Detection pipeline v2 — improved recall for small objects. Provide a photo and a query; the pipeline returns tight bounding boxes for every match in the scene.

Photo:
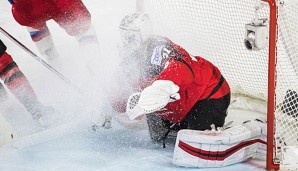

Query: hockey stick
[4,118,88,149]
[0,27,82,93]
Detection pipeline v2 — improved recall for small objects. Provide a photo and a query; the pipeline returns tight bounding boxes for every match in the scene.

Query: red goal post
[265,0,278,170]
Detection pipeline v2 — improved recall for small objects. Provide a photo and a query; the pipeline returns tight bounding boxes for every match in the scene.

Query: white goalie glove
[126,80,180,120]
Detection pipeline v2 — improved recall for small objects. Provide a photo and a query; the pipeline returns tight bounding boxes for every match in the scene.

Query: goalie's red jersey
[154,39,230,123]
[10,0,90,34]
[112,36,230,123]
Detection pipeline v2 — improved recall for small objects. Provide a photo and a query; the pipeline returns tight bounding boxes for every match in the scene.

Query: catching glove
[127,80,180,120]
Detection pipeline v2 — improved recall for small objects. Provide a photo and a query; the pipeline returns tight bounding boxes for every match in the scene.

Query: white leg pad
[173,120,267,168]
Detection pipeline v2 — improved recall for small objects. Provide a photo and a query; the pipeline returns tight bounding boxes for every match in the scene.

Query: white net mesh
[275,0,298,166]
[142,0,298,165]
[144,0,270,99]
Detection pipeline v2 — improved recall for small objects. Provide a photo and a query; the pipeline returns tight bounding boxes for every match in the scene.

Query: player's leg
[0,52,53,120]
[0,81,8,103]
[146,113,187,141]
[54,0,100,76]
[10,0,61,68]
[0,40,9,103]
[27,25,61,69]
[211,92,231,128]
[54,0,99,46]
[146,113,168,141]
[186,92,231,130]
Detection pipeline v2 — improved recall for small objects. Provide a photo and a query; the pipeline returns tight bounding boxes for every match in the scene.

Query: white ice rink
[0,0,272,170]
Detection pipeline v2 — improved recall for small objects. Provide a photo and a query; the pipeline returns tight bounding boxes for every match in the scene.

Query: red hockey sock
[0,52,41,113]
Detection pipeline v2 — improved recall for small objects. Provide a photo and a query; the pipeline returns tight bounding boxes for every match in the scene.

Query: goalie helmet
[119,13,153,45]
[137,35,172,77]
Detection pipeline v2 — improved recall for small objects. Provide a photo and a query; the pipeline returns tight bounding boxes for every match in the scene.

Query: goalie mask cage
[140,0,298,170]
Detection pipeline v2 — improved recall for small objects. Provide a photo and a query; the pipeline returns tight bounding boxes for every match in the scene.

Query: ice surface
[0,0,266,170]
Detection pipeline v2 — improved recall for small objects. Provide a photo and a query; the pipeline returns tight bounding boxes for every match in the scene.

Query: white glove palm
[127,80,180,120]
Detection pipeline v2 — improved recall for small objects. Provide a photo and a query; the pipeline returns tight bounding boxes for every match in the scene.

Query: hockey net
[141,0,298,170]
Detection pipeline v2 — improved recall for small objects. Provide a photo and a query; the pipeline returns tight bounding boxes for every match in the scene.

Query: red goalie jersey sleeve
[155,40,230,123]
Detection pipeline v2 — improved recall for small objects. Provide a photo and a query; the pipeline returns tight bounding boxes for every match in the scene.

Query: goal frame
[138,0,282,170]
[265,0,279,170]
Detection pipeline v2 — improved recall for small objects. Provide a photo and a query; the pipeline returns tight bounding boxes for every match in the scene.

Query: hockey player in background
[111,13,267,168]
[0,39,53,123]
[8,0,99,68]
